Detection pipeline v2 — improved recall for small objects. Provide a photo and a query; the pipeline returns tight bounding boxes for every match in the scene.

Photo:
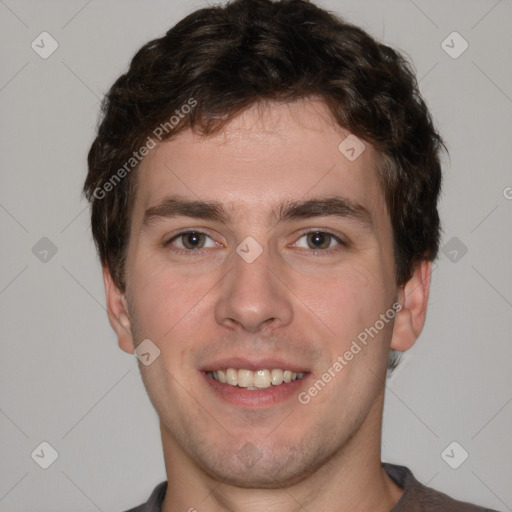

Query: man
[83,0,499,510]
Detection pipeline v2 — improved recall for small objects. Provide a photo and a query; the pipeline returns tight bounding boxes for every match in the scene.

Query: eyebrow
[141,195,373,230]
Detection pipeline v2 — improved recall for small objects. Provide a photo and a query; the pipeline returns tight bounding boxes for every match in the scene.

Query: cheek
[314,264,389,340]
[129,260,196,340]
[128,260,219,371]
[307,266,394,406]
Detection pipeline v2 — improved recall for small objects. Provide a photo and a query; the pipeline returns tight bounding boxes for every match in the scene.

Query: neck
[161,388,403,512]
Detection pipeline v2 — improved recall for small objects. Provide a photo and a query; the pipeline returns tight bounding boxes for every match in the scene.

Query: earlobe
[390,260,432,352]
[103,267,135,354]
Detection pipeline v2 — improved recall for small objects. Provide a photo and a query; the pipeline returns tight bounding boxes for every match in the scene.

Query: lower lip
[201,372,309,408]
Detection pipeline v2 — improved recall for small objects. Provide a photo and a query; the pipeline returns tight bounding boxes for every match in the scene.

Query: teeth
[237,369,253,388]
[253,369,271,388]
[226,368,237,386]
[271,369,284,385]
[208,368,306,389]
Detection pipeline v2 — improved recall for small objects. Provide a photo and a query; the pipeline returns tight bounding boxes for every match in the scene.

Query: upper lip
[200,357,310,373]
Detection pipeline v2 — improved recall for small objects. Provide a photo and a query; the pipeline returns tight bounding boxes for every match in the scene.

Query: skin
[104,98,431,512]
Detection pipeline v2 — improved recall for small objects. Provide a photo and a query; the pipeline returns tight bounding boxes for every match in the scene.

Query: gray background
[1,0,511,510]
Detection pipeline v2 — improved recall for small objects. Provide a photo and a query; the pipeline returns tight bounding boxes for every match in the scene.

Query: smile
[206,368,307,390]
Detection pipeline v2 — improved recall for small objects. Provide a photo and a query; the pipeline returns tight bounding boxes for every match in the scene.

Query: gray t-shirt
[124,462,500,511]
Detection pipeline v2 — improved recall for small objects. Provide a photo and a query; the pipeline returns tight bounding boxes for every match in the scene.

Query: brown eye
[295,231,344,251]
[306,232,333,250]
[179,232,206,250]
[166,231,218,253]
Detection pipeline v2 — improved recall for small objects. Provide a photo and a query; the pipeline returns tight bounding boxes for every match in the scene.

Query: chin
[190,439,330,489]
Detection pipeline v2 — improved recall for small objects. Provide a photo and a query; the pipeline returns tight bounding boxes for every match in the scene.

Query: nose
[214,244,294,333]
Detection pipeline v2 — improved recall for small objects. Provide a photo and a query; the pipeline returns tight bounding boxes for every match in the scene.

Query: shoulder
[383,463,500,512]
[122,481,168,512]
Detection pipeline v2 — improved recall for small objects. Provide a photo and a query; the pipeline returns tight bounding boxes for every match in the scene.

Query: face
[106,99,424,488]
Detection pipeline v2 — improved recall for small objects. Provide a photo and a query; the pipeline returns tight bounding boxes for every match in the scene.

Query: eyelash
[164,229,347,256]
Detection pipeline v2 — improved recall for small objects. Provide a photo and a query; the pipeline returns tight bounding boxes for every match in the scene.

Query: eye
[294,231,345,252]
[165,230,219,253]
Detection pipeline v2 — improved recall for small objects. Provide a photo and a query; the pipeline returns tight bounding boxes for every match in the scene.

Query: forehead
[133,99,385,223]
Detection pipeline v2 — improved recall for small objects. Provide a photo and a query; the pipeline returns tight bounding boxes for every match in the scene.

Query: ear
[391,260,432,352]
[103,267,135,354]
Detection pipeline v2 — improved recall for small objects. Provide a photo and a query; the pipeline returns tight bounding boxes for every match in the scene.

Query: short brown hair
[84,0,444,370]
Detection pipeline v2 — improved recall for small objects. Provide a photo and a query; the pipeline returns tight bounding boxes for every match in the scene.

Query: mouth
[205,368,307,390]
[200,359,311,408]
